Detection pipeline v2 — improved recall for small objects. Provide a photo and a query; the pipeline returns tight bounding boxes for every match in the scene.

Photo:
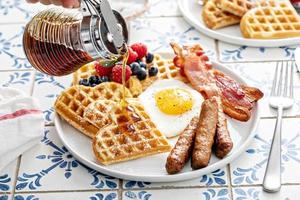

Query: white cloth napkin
[0,87,44,171]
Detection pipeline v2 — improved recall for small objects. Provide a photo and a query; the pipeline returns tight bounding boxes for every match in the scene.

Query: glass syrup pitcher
[23,0,128,76]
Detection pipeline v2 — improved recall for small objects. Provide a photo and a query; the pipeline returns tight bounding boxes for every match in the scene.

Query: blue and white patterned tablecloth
[1,1,300,200]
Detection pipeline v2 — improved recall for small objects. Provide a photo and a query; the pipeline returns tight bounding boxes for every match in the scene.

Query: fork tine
[283,61,289,97]
[276,61,284,96]
[290,61,294,98]
[271,62,279,96]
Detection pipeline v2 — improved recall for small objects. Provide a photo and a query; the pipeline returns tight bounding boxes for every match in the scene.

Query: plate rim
[54,57,261,182]
[177,0,300,47]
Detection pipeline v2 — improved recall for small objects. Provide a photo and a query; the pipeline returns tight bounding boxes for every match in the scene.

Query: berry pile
[127,43,157,81]
[79,42,158,87]
[79,75,110,87]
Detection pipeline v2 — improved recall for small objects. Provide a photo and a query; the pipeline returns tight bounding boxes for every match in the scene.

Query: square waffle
[216,0,255,17]
[240,0,300,39]
[202,0,241,30]
[54,82,132,138]
[92,99,171,165]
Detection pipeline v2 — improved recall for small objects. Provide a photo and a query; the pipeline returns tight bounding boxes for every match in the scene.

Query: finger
[26,0,39,3]
[62,0,78,8]
[39,0,51,5]
[73,0,80,8]
[50,0,62,6]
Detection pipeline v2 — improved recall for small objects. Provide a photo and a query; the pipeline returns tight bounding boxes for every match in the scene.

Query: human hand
[26,0,80,8]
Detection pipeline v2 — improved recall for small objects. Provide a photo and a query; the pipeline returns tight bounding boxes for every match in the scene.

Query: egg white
[138,79,204,138]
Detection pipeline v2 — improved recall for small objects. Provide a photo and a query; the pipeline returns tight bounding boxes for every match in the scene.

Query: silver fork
[263,61,295,193]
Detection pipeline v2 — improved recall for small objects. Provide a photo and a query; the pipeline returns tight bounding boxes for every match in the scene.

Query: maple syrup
[121,44,129,109]
[23,6,128,76]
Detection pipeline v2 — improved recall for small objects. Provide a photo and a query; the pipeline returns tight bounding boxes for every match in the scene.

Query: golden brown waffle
[72,62,97,85]
[240,0,300,39]
[216,0,255,17]
[54,82,132,138]
[84,99,119,129]
[128,54,188,97]
[202,0,241,30]
[92,99,171,165]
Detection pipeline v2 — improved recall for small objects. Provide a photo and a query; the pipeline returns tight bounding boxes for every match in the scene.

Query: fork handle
[263,106,283,193]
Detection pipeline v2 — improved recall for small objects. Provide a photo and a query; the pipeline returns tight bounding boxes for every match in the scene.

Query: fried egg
[139,79,204,138]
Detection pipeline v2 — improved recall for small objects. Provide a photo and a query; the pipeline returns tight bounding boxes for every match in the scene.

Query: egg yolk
[154,88,193,115]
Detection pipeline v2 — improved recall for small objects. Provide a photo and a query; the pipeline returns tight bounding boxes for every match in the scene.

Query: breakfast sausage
[192,97,218,169]
[215,97,233,158]
[165,117,199,174]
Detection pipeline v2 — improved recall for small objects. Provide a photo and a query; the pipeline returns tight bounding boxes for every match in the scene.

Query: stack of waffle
[202,0,254,29]
[202,0,300,39]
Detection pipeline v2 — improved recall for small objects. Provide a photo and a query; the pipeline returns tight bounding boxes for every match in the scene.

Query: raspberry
[111,64,132,84]
[131,43,148,59]
[201,55,209,62]
[94,61,112,76]
[173,56,184,68]
[179,67,186,77]
[196,50,204,57]
[205,61,212,69]
[127,47,138,65]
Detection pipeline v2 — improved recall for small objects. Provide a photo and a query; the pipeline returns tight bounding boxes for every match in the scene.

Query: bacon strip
[171,43,263,122]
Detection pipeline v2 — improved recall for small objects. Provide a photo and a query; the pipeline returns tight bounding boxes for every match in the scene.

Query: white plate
[55,53,261,182]
[178,0,300,47]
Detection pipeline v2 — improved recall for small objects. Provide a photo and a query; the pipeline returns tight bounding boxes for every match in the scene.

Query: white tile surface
[0,194,11,200]
[219,42,296,62]
[0,1,48,24]
[123,167,228,189]
[14,191,118,200]
[230,118,300,186]
[0,159,18,193]
[0,24,31,70]
[123,188,230,200]
[32,72,72,123]
[145,0,180,17]
[16,127,119,192]
[0,71,34,95]
[233,185,300,200]
[129,17,216,58]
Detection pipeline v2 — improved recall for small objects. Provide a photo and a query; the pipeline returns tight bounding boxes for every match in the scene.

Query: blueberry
[139,62,147,70]
[90,83,98,87]
[136,68,147,80]
[148,66,158,76]
[100,76,110,82]
[146,53,154,63]
[130,62,140,75]
[79,79,89,86]
[89,75,98,84]
[94,76,102,84]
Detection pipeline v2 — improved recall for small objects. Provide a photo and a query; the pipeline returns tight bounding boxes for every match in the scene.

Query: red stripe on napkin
[0,109,42,122]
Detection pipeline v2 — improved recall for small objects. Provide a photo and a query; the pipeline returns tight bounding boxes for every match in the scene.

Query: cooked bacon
[171,43,263,122]
[184,55,218,98]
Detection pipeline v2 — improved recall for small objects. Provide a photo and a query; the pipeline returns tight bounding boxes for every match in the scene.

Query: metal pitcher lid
[80,0,128,60]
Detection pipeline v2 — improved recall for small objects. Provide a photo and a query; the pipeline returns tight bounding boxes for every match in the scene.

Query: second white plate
[178,0,300,47]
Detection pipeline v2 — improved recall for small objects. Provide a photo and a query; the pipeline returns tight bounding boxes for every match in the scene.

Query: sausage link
[166,117,199,174]
[215,97,233,158]
[192,98,218,169]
